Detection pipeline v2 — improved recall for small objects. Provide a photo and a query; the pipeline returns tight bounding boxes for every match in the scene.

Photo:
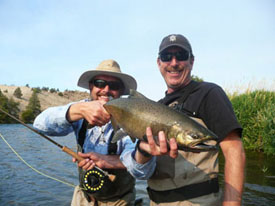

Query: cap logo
[169,35,176,42]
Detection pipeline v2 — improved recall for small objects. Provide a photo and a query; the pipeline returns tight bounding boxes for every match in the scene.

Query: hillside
[0,85,90,113]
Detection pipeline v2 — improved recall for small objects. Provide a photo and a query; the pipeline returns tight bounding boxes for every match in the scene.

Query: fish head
[175,130,219,152]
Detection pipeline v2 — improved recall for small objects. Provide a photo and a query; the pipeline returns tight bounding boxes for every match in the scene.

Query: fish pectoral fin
[129,89,147,99]
[111,129,128,143]
[110,117,119,132]
[130,137,136,143]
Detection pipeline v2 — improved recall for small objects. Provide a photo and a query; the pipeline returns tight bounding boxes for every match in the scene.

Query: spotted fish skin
[104,90,218,152]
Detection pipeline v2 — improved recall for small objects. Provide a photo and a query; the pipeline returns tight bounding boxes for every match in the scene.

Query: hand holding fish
[67,100,110,126]
[135,127,178,163]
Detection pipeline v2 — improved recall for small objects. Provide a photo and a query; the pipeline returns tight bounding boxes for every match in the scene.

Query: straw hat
[77,59,137,95]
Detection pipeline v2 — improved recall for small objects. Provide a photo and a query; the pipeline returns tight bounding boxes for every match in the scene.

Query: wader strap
[147,177,219,203]
[78,119,88,147]
[107,131,118,155]
[78,120,117,154]
[175,81,200,105]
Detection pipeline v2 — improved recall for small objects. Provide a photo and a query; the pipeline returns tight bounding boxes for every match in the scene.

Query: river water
[0,124,274,206]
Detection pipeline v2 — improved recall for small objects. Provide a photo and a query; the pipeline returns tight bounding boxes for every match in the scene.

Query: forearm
[102,155,126,169]
[33,104,74,136]
[221,135,246,206]
[66,102,85,122]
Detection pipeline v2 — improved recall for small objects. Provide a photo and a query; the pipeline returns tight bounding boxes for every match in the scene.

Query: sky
[0,0,274,100]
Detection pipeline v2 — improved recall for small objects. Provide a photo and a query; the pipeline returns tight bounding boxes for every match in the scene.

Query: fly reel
[83,167,109,193]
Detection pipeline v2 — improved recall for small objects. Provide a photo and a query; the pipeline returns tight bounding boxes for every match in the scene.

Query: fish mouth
[183,141,219,152]
[192,142,218,151]
[180,139,219,152]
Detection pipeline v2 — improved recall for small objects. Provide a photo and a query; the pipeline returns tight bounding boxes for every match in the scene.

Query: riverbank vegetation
[229,90,275,155]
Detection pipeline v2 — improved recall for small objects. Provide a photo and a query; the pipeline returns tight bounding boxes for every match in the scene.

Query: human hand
[67,100,111,126]
[72,152,125,170]
[82,100,111,126]
[73,152,104,171]
[137,127,178,160]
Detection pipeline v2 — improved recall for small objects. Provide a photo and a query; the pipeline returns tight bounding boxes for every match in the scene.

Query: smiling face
[157,46,194,94]
[89,75,123,101]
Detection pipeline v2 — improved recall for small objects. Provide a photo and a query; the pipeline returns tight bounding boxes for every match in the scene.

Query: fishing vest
[77,120,135,201]
[147,81,220,204]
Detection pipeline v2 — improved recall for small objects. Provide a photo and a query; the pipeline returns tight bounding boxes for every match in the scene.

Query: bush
[32,87,41,93]
[230,90,275,155]
[0,90,20,123]
[21,90,41,123]
[191,75,204,82]
[21,109,35,123]
[13,87,23,99]
[42,87,49,92]
[50,88,56,93]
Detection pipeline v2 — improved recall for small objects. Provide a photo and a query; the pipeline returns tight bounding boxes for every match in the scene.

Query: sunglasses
[92,79,122,91]
[159,51,190,62]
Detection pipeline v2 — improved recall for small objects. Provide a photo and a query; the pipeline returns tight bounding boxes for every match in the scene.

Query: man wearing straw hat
[34,59,138,206]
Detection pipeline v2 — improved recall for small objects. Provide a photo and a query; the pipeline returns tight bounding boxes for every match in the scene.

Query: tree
[191,75,204,82]
[21,90,41,123]
[0,90,20,123]
[13,87,23,99]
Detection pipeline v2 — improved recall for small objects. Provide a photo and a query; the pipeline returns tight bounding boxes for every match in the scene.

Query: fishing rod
[0,108,116,185]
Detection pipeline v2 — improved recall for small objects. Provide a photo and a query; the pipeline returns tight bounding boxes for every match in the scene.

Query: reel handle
[62,146,116,182]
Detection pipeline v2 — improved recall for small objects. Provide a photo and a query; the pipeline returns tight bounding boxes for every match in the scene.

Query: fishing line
[0,132,77,188]
[0,108,116,193]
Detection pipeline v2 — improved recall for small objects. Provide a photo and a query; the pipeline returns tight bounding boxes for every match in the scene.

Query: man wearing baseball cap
[34,60,138,205]
[128,34,245,206]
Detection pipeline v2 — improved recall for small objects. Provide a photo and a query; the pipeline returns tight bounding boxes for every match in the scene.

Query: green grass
[228,90,275,155]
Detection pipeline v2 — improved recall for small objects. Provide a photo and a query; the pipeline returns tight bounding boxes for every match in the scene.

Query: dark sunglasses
[92,79,122,91]
[159,51,190,62]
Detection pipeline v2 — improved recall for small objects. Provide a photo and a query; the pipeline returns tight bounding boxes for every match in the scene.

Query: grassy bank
[228,90,275,155]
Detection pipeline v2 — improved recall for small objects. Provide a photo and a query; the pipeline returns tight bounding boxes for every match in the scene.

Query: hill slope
[0,85,90,113]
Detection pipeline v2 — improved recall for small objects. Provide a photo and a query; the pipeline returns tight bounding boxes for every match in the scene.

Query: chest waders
[77,120,135,202]
[147,81,219,204]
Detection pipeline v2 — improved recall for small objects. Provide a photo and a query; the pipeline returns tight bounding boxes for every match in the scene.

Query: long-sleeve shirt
[33,99,156,178]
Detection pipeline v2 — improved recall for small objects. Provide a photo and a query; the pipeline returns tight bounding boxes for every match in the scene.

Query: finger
[146,127,157,152]
[158,131,168,154]
[78,152,91,158]
[169,138,178,158]
[78,158,89,167]
[83,160,95,171]
[86,162,96,171]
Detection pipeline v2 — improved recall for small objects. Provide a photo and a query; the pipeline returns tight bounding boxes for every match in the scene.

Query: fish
[103,90,219,152]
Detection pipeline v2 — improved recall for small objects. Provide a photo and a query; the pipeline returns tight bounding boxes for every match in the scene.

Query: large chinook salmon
[104,90,219,152]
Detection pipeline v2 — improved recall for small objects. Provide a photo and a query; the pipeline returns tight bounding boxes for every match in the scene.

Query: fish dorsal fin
[129,89,147,99]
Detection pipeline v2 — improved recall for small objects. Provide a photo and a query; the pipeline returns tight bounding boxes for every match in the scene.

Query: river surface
[0,124,274,206]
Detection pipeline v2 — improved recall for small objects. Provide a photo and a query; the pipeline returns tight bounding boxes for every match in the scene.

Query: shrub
[32,87,41,93]
[13,87,23,98]
[50,88,56,93]
[230,90,275,155]
[0,90,20,123]
[21,90,41,123]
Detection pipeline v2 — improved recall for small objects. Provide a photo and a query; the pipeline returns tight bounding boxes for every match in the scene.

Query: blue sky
[0,0,274,100]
